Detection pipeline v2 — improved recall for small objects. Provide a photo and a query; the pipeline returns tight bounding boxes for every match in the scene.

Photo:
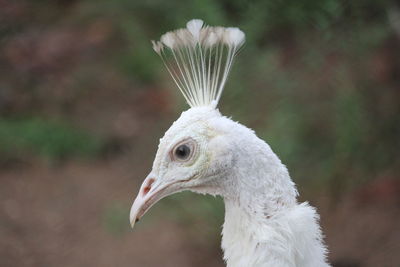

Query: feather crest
[151,19,245,108]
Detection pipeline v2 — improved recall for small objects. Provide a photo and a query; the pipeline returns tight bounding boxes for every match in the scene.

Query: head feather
[151,19,245,108]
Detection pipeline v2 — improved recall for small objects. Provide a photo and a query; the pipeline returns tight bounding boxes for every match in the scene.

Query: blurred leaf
[0,117,103,160]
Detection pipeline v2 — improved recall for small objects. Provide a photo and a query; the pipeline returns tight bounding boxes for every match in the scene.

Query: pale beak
[129,174,182,228]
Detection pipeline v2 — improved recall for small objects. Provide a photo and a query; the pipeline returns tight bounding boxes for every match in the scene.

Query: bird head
[130,19,247,227]
[130,106,237,227]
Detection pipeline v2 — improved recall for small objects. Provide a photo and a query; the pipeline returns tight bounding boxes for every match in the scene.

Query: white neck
[218,126,329,267]
[220,147,298,266]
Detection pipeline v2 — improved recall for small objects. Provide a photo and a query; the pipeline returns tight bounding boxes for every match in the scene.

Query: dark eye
[171,139,197,162]
[174,144,191,160]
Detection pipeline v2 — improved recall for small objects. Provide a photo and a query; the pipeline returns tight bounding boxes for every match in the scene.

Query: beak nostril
[142,178,155,196]
[143,186,151,195]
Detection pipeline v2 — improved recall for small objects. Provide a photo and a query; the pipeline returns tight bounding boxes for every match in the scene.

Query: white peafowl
[130,19,330,267]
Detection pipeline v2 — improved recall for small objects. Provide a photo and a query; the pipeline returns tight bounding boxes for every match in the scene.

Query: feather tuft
[160,32,176,49]
[224,27,245,47]
[186,19,204,42]
[151,19,245,108]
[151,40,163,54]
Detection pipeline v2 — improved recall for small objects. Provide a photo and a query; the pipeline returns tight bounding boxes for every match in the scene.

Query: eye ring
[171,139,197,162]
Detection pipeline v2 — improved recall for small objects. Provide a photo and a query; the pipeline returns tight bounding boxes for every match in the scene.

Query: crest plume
[152,19,245,108]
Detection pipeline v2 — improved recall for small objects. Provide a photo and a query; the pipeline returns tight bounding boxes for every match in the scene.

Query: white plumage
[130,19,330,267]
[151,19,244,107]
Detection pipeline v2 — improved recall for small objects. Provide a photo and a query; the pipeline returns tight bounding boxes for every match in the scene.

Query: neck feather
[205,116,328,266]
[219,123,302,266]
[221,124,298,216]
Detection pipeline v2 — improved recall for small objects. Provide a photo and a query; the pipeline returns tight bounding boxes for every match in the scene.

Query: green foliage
[0,117,103,160]
[73,0,391,84]
[1,0,398,194]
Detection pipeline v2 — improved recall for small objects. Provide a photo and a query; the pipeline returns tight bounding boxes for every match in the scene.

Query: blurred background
[1,0,399,266]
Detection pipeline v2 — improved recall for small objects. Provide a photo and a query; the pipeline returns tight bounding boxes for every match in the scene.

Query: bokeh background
[1,0,399,266]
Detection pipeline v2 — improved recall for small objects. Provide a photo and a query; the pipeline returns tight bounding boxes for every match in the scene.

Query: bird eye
[175,144,190,160]
[171,139,196,162]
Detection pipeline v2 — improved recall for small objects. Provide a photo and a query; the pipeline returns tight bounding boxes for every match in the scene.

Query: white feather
[151,19,245,108]
[160,31,176,49]
[148,107,330,267]
[186,19,204,42]
[164,107,330,267]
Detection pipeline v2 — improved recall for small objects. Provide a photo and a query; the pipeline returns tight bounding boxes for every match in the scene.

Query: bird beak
[129,174,181,228]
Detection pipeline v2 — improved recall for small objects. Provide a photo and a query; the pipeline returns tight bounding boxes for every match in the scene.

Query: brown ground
[0,158,399,267]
